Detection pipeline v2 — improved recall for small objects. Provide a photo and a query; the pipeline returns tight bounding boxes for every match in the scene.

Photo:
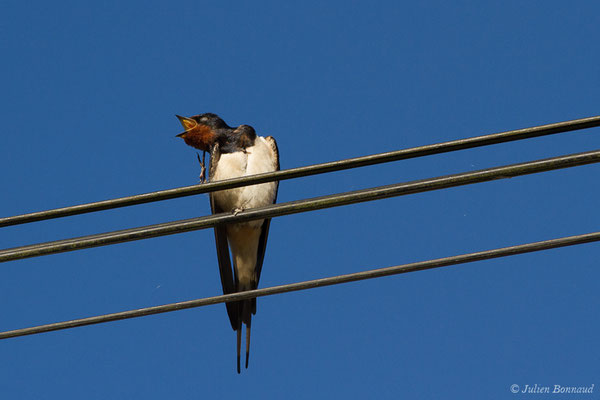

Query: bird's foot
[233,208,244,216]
[197,152,206,183]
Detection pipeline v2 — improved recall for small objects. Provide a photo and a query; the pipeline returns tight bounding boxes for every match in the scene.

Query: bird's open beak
[176,115,197,137]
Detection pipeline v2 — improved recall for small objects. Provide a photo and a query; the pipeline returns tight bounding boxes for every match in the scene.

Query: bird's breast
[212,137,278,215]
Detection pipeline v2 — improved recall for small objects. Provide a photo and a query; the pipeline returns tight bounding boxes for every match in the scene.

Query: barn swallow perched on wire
[176,113,279,373]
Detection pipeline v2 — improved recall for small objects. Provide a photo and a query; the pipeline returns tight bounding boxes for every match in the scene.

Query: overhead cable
[1,149,599,263]
[1,229,598,340]
[1,115,599,228]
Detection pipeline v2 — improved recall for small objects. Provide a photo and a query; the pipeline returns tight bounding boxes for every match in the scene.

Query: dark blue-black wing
[252,136,280,314]
[209,143,238,330]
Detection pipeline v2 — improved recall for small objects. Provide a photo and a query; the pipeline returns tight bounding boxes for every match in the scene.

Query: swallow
[176,113,279,373]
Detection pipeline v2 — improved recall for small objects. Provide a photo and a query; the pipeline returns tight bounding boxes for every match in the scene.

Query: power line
[1,229,598,340]
[1,149,599,263]
[1,115,599,228]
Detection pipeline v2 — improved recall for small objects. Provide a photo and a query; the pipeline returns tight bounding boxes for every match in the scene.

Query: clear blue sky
[1,1,599,399]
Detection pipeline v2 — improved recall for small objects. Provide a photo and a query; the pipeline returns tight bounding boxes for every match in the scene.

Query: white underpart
[212,136,277,289]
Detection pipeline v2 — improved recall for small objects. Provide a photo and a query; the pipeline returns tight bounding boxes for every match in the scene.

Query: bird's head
[176,113,229,151]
